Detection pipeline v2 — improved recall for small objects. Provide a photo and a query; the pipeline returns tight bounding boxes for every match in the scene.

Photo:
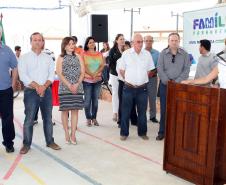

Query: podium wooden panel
[163,82,226,185]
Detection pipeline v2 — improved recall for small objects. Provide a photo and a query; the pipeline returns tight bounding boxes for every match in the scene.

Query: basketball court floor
[0,92,193,185]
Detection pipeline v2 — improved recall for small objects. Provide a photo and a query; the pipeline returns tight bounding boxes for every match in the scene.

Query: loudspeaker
[91,14,108,42]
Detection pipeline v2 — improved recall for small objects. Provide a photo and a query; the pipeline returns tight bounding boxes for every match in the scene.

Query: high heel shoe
[65,136,71,144]
[70,139,77,145]
[65,139,71,144]
[70,134,77,145]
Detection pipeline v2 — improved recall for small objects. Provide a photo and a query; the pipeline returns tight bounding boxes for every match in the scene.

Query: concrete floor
[0,92,193,185]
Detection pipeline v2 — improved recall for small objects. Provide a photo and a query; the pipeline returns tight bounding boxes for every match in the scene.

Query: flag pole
[0,13,6,45]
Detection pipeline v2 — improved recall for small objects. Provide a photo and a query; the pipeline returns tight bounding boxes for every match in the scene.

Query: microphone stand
[216,50,226,63]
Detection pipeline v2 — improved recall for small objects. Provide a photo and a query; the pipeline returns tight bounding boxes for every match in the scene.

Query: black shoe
[156,135,164,141]
[140,135,149,140]
[131,122,137,126]
[150,117,159,123]
[6,146,15,153]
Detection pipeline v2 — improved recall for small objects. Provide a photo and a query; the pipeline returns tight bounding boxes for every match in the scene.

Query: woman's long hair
[112,33,124,49]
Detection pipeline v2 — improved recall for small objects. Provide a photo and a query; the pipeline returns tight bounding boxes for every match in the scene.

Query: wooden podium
[163,82,226,185]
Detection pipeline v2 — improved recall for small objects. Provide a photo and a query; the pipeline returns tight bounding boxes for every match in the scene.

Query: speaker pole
[97,42,100,51]
[59,1,72,36]
[69,5,72,36]
[124,8,141,41]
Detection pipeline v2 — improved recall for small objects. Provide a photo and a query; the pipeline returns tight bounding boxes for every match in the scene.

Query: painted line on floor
[14,118,102,185]
[0,118,23,183]
[0,118,46,185]
[2,154,22,180]
[53,118,162,166]
[1,153,47,185]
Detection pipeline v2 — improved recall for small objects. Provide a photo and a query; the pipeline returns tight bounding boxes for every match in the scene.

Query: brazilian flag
[0,13,6,45]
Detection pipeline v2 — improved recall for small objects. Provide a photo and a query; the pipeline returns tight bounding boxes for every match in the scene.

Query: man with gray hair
[0,25,18,153]
[119,34,155,140]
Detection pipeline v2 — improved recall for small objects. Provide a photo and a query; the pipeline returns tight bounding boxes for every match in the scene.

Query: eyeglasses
[172,54,176,63]
[136,40,143,44]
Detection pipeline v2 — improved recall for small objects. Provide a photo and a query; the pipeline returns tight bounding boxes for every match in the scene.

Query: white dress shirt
[18,51,55,87]
[119,48,154,86]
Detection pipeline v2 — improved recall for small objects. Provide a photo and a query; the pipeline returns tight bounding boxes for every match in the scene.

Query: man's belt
[124,82,147,88]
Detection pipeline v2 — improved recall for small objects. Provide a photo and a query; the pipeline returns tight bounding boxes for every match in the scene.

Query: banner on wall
[183,5,226,74]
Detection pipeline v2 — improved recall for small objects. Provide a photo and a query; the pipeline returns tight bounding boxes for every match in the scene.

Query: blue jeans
[120,85,148,137]
[118,80,137,125]
[23,88,54,147]
[158,81,167,136]
[83,81,101,120]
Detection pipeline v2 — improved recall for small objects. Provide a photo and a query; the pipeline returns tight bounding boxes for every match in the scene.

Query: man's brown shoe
[140,135,149,140]
[120,136,127,141]
[20,145,30,154]
[47,142,61,150]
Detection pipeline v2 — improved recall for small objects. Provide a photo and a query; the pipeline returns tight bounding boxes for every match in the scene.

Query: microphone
[217,50,225,56]
[216,49,226,63]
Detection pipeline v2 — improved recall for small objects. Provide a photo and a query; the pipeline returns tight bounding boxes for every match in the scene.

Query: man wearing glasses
[157,32,191,140]
[119,34,155,141]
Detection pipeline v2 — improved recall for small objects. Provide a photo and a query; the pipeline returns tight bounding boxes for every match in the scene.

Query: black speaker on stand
[91,14,108,48]
[91,14,111,94]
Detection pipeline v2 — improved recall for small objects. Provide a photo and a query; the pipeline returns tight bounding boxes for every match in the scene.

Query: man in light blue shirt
[144,35,160,123]
[0,26,18,153]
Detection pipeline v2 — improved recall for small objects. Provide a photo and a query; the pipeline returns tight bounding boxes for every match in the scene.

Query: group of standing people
[0,26,107,154]
[1,21,225,155]
[108,32,191,141]
[0,28,191,154]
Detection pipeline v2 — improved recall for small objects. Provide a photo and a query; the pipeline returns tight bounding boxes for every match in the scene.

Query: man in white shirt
[18,32,61,154]
[119,34,155,140]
